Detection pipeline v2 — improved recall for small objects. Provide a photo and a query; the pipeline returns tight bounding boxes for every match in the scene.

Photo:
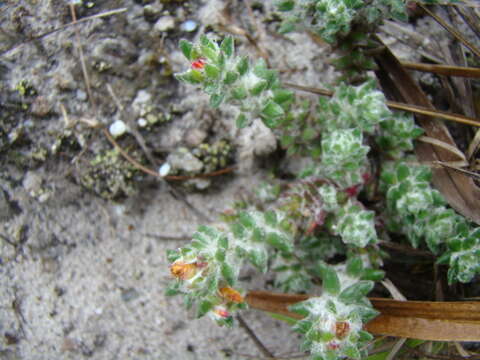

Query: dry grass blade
[436,161,480,180]
[245,291,480,342]
[455,4,480,39]
[387,101,480,127]
[401,61,480,78]
[419,4,480,59]
[372,39,480,224]
[284,82,480,127]
[417,136,466,161]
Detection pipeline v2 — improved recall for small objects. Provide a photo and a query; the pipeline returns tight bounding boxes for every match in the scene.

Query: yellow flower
[219,286,244,303]
[170,261,197,280]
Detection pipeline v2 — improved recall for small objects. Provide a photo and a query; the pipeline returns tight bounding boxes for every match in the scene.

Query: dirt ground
[0,0,330,358]
[2,0,478,359]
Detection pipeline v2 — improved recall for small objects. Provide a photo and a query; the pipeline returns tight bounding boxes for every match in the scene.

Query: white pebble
[137,118,147,127]
[180,20,198,32]
[154,16,175,33]
[109,120,128,138]
[158,163,171,177]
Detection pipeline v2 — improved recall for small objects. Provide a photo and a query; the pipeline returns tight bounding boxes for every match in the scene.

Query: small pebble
[180,20,197,32]
[154,16,175,33]
[137,118,148,127]
[109,120,128,138]
[76,89,87,101]
[158,163,171,177]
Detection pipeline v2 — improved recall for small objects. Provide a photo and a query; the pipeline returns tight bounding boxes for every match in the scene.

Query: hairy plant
[167,1,477,359]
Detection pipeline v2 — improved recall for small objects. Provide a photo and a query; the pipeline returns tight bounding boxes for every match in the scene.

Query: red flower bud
[214,307,230,318]
[191,58,206,70]
[345,184,360,197]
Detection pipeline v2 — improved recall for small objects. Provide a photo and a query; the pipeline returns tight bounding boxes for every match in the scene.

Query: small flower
[345,184,361,197]
[191,58,206,70]
[219,286,244,303]
[213,306,231,318]
[170,261,197,280]
[327,341,340,350]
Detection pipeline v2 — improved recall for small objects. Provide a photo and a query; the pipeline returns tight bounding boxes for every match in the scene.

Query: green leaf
[266,232,292,253]
[273,88,294,104]
[261,101,285,119]
[175,70,202,84]
[361,269,385,281]
[288,301,309,316]
[220,36,234,57]
[179,39,193,60]
[221,262,235,286]
[165,282,181,296]
[239,212,255,229]
[231,86,247,100]
[278,21,296,34]
[264,210,278,226]
[204,64,220,79]
[346,256,363,277]
[210,93,224,108]
[344,345,361,360]
[318,263,340,295]
[166,249,180,263]
[358,330,374,342]
[236,113,248,128]
[250,80,268,96]
[197,300,213,318]
[396,163,410,182]
[293,319,312,333]
[236,56,249,75]
[248,249,268,272]
[224,71,238,85]
[201,45,218,62]
[277,0,295,11]
[200,34,216,50]
[302,127,317,141]
[339,281,374,304]
[269,312,298,326]
[216,237,228,261]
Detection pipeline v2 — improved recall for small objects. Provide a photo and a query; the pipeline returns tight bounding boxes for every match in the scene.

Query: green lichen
[15,80,37,97]
[79,149,144,200]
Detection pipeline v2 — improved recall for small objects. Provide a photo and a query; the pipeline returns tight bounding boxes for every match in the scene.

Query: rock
[167,148,203,173]
[184,128,207,147]
[109,120,128,138]
[23,171,43,196]
[0,189,14,222]
[180,20,197,32]
[31,96,52,117]
[153,16,175,33]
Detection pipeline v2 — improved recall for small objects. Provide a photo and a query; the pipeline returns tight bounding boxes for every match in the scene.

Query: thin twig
[401,61,480,78]
[143,233,192,241]
[1,8,127,56]
[70,4,97,115]
[237,314,275,358]
[436,161,480,180]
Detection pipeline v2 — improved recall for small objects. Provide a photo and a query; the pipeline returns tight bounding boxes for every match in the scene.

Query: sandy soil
[0,0,328,358]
